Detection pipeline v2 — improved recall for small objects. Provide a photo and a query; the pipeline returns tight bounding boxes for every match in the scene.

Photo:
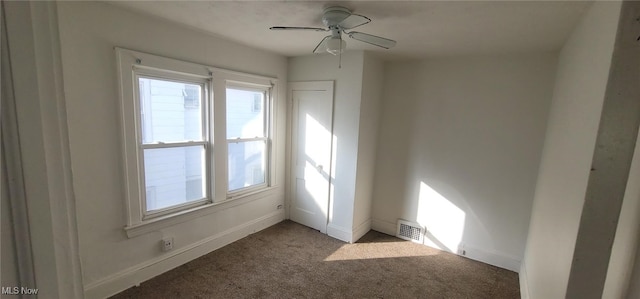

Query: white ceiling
[109,1,592,61]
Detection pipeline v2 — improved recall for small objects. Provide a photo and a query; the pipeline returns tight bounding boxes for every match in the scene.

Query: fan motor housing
[322,6,351,27]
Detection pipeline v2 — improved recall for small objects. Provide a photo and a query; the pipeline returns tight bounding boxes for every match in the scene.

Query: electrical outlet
[162,237,174,252]
[457,245,466,256]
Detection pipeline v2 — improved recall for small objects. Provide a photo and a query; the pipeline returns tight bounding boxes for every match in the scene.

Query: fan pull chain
[338,35,343,69]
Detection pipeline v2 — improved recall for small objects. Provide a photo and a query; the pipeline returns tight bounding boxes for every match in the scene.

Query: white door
[289,81,334,233]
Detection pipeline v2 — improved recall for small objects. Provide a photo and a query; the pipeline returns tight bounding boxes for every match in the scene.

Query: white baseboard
[371,218,396,236]
[457,244,521,272]
[84,210,285,299]
[327,223,351,243]
[519,261,530,299]
[325,220,371,243]
[371,218,520,272]
[352,219,371,242]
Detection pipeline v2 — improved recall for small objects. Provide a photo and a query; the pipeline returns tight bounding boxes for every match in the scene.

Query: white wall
[1,4,20,286]
[288,51,365,241]
[3,2,83,297]
[628,247,640,298]
[55,2,287,297]
[1,163,19,288]
[372,53,557,271]
[520,2,622,298]
[370,62,419,235]
[352,53,384,241]
[603,129,640,299]
[582,2,640,297]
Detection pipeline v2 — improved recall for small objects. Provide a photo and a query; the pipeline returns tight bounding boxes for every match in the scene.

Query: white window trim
[116,48,278,238]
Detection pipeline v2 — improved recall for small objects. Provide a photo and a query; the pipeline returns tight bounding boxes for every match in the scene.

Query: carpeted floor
[112,220,520,298]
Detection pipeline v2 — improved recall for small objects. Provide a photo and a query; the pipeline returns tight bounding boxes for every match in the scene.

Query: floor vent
[396,220,424,243]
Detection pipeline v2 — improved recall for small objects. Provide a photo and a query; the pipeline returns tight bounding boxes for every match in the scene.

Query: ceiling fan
[270,6,397,55]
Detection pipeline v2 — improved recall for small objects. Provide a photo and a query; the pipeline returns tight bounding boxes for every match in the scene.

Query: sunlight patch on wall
[305,114,331,167]
[302,113,333,216]
[417,182,466,253]
[328,133,337,223]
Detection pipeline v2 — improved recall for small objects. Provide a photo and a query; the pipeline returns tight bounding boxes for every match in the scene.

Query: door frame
[287,81,334,232]
[2,2,84,296]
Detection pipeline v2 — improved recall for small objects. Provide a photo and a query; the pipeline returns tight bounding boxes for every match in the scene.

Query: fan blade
[348,31,397,49]
[313,35,332,54]
[270,26,328,32]
[337,14,371,30]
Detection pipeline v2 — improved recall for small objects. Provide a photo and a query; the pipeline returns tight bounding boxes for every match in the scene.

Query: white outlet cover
[162,237,174,251]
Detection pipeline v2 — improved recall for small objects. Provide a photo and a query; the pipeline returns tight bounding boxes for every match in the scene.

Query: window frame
[225,84,272,196]
[134,72,211,219]
[116,48,278,237]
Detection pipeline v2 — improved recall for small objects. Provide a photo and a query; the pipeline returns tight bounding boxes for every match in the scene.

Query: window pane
[143,146,205,212]
[139,77,203,144]
[228,140,266,191]
[226,88,265,139]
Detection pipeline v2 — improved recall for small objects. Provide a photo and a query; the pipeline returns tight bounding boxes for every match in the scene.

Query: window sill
[227,184,270,200]
[124,186,279,238]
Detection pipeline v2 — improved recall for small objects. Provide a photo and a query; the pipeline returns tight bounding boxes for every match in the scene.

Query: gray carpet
[112,220,520,298]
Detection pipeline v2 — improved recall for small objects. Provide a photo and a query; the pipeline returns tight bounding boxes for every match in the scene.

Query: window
[116,48,277,236]
[226,87,270,193]
[137,76,209,216]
